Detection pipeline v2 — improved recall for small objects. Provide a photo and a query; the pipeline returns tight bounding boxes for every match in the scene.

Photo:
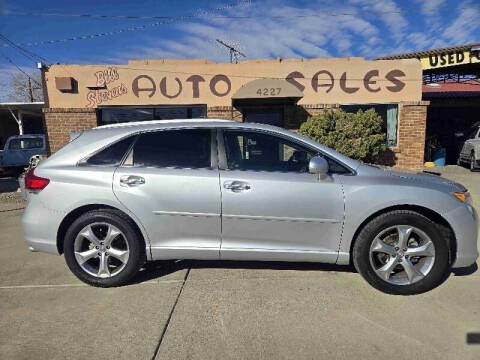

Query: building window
[98,105,207,126]
[340,104,398,147]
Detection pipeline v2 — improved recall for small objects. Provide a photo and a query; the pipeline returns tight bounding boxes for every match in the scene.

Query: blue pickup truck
[0,134,47,175]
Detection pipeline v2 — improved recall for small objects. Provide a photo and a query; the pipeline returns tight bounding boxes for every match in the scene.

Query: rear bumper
[21,195,64,255]
[443,204,479,268]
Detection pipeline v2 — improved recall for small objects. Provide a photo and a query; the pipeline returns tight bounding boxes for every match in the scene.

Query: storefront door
[243,108,283,127]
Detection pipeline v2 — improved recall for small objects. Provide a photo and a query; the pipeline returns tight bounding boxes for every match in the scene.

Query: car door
[113,128,221,260]
[218,128,345,263]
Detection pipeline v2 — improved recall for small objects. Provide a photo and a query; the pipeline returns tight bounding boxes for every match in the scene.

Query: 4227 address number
[256,87,282,96]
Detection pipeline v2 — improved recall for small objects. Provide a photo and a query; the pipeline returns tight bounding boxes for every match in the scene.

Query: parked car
[458,124,480,171]
[0,134,47,175]
[22,120,478,295]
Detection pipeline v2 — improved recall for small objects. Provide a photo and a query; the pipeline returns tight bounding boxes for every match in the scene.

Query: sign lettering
[130,69,407,99]
[87,67,127,107]
[421,50,480,69]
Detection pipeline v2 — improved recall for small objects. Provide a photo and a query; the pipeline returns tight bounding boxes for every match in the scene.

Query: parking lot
[0,166,479,360]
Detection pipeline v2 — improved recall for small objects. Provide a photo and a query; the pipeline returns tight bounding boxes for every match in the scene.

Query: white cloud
[349,0,407,43]
[407,32,433,50]
[90,0,479,64]
[420,0,447,14]
[111,0,384,62]
[443,3,480,44]
[413,0,446,30]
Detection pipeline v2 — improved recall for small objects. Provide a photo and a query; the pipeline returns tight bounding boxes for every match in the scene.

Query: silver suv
[22,120,478,295]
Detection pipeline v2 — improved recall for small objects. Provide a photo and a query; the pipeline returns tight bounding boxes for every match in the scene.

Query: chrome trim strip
[222,214,340,223]
[152,211,339,223]
[153,210,220,218]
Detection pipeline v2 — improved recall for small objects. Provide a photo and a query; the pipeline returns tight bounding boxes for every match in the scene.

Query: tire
[64,209,146,287]
[353,210,451,295]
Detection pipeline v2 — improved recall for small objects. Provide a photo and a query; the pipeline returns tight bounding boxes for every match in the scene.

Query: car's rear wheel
[353,210,450,295]
[64,209,145,287]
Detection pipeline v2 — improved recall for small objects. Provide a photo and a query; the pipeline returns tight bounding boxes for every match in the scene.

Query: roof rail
[94,118,232,129]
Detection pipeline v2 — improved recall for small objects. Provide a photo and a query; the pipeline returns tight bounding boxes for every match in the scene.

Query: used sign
[421,50,480,70]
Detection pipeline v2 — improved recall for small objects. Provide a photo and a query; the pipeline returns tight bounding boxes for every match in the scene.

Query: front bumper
[443,204,479,268]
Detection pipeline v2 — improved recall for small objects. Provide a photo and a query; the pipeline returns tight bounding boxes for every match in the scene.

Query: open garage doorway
[425,97,480,165]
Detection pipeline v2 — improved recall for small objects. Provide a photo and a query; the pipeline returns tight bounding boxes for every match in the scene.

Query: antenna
[216,38,246,63]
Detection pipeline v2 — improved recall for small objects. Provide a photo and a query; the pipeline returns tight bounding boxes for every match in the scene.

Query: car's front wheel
[64,209,145,287]
[353,210,450,295]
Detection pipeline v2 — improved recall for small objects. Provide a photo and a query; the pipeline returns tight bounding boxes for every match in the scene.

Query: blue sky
[0,0,479,100]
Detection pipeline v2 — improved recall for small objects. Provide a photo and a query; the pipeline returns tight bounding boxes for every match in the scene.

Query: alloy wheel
[73,222,129,278]
[369,225,436,285]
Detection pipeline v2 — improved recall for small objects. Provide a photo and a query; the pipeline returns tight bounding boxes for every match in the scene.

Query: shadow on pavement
[130,259,356,285]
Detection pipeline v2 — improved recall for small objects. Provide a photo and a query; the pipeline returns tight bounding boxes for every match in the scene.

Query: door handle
[223,180,251,192]
[120,175,145,187]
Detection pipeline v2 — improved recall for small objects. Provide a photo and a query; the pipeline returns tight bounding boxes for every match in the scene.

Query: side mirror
[309,156,329,179]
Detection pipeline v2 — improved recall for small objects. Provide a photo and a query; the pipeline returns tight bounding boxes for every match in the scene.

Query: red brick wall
[394,101,429,170]
[43,108,97,154]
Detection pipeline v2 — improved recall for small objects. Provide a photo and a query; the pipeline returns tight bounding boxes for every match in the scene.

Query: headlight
[453,191,473,206]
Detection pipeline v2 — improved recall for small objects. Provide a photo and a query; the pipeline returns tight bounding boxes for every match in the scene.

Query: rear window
[8,137,43,150]
[85,136,135,166]
[132,129,211,168]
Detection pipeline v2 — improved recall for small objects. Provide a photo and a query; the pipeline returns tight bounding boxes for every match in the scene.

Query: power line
[0,33,77,79]
[5,0,253,47]
[5,3,473,48]
[0,33,49,63]
[0,51,42,87]
[0,4,472,20]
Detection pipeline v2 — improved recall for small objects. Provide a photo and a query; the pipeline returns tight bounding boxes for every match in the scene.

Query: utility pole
[27,77,33,102]
[216,39,246,63]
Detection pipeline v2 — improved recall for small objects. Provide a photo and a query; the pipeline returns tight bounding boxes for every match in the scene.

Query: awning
[232,78,303,100]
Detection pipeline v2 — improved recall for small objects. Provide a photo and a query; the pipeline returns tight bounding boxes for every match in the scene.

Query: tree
[9,73,44,102]
[299,109,386,163]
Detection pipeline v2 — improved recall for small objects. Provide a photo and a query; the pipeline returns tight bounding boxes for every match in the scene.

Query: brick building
[40,57,428,169]
[378,43,480,165]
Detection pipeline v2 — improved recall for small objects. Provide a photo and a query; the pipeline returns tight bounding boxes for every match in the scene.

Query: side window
[8,139,21,150]
[132,129,211,168]
[324,157,350,174]
[223,130,314,173]
[223,130,351,174]
[86,136,135,166]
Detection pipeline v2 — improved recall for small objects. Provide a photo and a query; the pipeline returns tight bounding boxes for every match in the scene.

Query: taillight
[25,168,50,191]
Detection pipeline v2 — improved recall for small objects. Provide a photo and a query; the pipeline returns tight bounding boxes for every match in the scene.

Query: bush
[299,109,386,163]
